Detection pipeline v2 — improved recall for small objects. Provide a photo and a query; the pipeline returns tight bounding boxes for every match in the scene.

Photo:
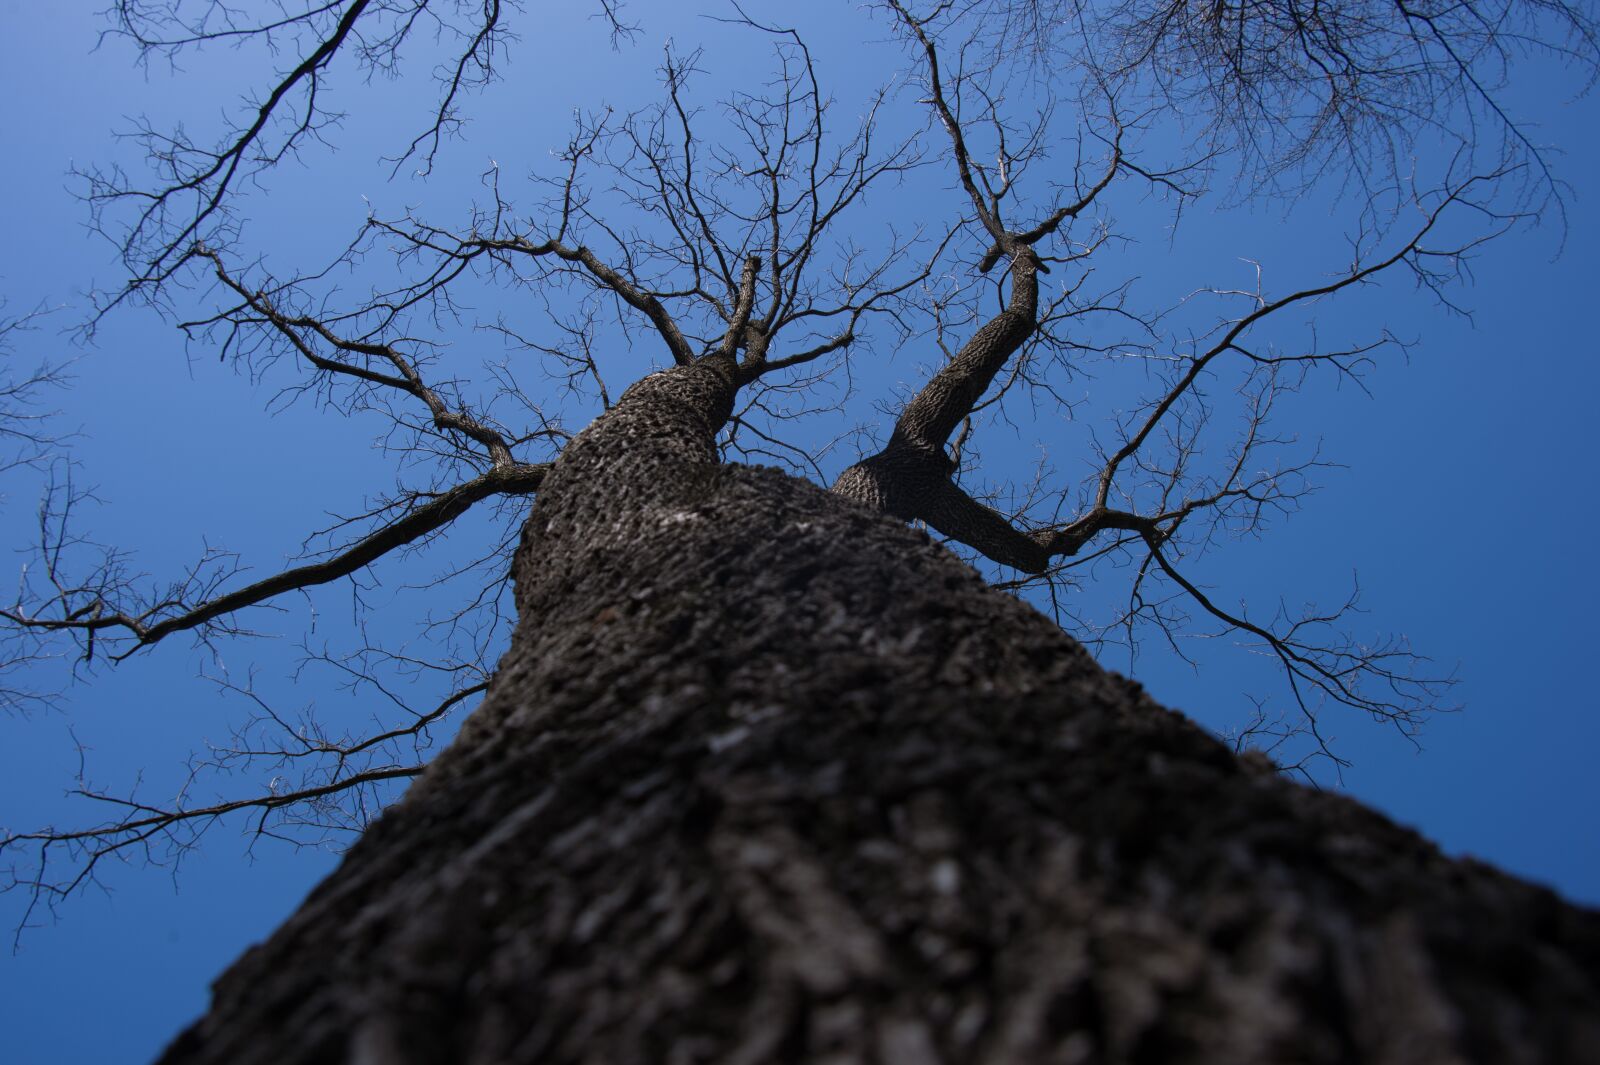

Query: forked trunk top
[509,356,738,613]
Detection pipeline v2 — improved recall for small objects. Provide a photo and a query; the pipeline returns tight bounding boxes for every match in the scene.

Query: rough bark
[831,252,1057,573]
[157,360,1600,1065]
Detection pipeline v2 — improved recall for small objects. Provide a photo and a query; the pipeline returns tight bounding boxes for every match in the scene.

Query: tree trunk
[158,360,1600,1065]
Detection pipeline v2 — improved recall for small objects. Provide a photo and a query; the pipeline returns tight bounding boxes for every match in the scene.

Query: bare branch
[2,463,547,658]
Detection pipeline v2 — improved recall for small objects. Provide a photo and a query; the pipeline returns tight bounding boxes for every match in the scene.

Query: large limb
[835,2,1116,526]
[1,463,548,659]
[896,250,1040,448]
[920,479,1160,574]
[1,244,564,659]
[870,168,1488,571]
[829,249,1041,519]
[919,180,1486,752]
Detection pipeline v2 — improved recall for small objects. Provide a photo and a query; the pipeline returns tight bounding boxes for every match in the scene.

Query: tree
[3,1,1599,1060]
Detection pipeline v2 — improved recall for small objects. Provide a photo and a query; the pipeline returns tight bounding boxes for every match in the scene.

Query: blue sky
[1,4,1598,1062]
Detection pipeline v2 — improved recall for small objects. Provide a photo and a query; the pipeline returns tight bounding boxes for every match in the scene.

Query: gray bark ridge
[158,360,1600,1065]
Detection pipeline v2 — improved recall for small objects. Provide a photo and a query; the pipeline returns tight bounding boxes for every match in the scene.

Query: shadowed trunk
[158,359,1600,1065]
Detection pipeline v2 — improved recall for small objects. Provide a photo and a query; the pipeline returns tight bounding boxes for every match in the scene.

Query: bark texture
[831,252,1059,574]
[158,360,1600,1065]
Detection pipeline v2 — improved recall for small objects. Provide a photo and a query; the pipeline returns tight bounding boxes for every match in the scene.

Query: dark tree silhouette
[4,1,1599,1060]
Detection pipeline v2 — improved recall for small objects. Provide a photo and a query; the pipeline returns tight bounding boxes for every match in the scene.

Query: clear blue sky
[1,5,1597,1063]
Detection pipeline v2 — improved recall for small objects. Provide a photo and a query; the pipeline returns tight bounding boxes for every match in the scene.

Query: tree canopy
[1,2,1598,1057]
